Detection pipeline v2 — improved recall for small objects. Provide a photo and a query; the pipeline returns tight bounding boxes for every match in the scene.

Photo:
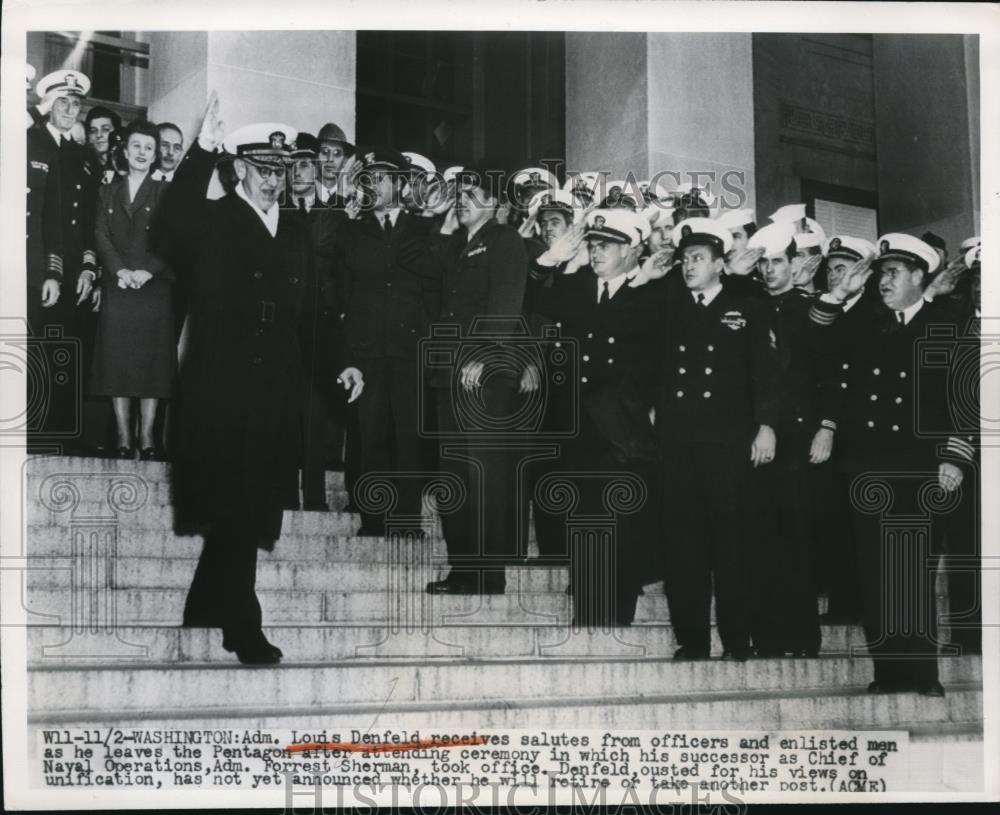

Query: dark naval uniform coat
[810,294,968,688]
[529,264,664,625]
[656,283,780,656]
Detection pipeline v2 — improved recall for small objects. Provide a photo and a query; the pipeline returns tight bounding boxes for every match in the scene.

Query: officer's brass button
[870,394,878,401]
[555,322,562,328]
[677,390,684,398]
[587,333,594,339]
[707,345,714,351]
[252,355,262,364]
[892,425,899,431]
[703,391,711,398]
[608,337,615,343]
[679,345,686,352]
[895,397,902,404]
[75,184,81,190]
[607,358,614,364]
[555,342,562,348]
[899,371,907,379]
[71,219,76,225]
[679,368,686,374]
[841,382,847,389]
[873,368,880,375]
[290,276,299,284]
[26,212,30,218]
[867,420,875,428]
[705,367,712,375]
[253,271,263,279]
[581,376,588,383]
[582,355,589,362]
[797,417,803,423]
[842,363,849,370]
[73,202,78,207]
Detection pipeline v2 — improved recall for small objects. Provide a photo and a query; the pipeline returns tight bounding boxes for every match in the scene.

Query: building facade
[27,30,980,250]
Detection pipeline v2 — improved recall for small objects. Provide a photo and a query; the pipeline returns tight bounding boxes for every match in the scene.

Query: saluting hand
[198,91,225,150]
[421,176,452,216]
[517,211,538,238]
[725,246,765,277]
[938,462,964,493]
[518,364,540,393]
[830,255,874,301]
[795,254,823,285]
[640,247,674,280]
[543,222,585,265]
[808,427,834,464]
[924,257,966,300]
[460,361,484,392]
[338,367,364,403]
[751,424,776,467]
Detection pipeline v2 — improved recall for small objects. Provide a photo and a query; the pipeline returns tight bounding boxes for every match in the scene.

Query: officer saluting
[528,207,662,626]
[810,233,967,696]
[159,95,363,664]
[657,217,780,662]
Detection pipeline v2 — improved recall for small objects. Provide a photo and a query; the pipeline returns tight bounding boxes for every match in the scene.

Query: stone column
[565,32,756,210]
[148,31,357,149]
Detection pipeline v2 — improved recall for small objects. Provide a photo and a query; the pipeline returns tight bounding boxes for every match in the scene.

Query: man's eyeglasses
[246,160,287,181]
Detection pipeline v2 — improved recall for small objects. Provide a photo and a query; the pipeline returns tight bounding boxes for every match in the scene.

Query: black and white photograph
[1,0,997,808]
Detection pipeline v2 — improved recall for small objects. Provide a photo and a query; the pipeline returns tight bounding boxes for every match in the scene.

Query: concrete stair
[16,455,983,747]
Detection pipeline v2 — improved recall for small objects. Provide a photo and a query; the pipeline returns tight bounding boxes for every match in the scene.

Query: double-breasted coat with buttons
[158,143,351,546]
[26,122,63,296]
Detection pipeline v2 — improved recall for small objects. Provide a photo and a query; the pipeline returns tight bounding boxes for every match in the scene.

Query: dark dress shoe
[916,681,945,698]
[139,447,160,461]
[222,630,283,665]
[790,648,820,658]
[303,501,329,511]
[722,648,751,662]
[426,574,477,595]
[673,646,710,661]
[115,446,134,459]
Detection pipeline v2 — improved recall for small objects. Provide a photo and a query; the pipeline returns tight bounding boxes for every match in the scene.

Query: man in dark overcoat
[157,96,363,664]
[334,147,443,534]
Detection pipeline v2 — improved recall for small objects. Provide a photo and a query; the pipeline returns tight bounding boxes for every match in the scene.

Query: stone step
[24,455,347,490]
[27,686,984,733]
[25,623,893,664]
[24,557,570,592]
[21,584,872,626]
[27,654,982,716]
[24,473,354,512]
[22,526,453,562]
[24,501,440,536]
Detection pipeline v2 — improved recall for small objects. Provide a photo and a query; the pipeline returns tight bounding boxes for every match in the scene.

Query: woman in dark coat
[90,120,175,458]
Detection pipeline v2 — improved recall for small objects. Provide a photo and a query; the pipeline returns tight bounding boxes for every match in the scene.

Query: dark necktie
[298,197,308,214]
[697,292,706,307]
[383,213,393,239]
[896,310,905,325]
[599,281,610,305]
